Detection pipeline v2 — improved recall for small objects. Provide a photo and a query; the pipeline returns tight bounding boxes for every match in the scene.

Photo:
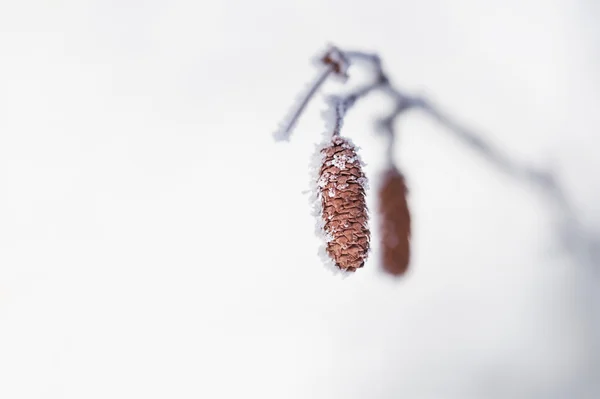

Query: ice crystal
[357,176,369,190]
[331,154,348,170]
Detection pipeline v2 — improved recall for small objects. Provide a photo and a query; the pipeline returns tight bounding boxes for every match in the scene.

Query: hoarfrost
[273,66,331,142]
[331,154,348,170]
[320,102,339,136]
[357,176,369,190]
[317,173,329,188]
[325,231,335,243]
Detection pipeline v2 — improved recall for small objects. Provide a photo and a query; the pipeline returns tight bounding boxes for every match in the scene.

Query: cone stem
[386,129,395,166]
[332,100,343,137]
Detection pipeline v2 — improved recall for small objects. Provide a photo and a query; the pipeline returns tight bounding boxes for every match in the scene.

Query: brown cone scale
[318,136,370,272]
[378,167,411,276]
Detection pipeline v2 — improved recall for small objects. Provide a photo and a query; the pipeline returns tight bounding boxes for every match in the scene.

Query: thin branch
[274,46,350,142]
[336,50,421,167]
[274,44,599,271]
[331,98,344,137]
[339,49,573,201]
[273,67,332,142]
[419,99,540,178]
[415,98,599,270]
[343,51,423,117]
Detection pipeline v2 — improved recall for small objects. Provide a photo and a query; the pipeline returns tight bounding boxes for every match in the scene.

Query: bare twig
[273,68,332,142]
[274,44,599,271]
[417,99,599,268]
[274,46,350,142]
[328,97,345,137]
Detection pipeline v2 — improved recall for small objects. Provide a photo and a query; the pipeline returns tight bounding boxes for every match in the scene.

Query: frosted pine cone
[318,136,370,272]
[378,167,411,276]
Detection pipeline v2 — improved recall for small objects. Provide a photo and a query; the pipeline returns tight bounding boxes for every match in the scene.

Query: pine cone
[378,167,411,276]
[318,136,370,272]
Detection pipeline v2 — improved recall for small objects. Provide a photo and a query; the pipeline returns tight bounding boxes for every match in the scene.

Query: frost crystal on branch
[275,43,575,280]
[272,67,331,142]
[273,46,351,142]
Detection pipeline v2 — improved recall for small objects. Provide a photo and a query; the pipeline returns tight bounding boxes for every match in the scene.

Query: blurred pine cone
[378,167,411,276]
[318,136,370,272]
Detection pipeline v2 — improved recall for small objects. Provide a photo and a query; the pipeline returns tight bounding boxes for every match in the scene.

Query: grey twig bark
[275,44,599,271]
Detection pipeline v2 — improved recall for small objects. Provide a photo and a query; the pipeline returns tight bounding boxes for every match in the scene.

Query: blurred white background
[1,1,599,398]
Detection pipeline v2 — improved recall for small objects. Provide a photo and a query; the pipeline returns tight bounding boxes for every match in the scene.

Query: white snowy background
[1,1,599,398]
